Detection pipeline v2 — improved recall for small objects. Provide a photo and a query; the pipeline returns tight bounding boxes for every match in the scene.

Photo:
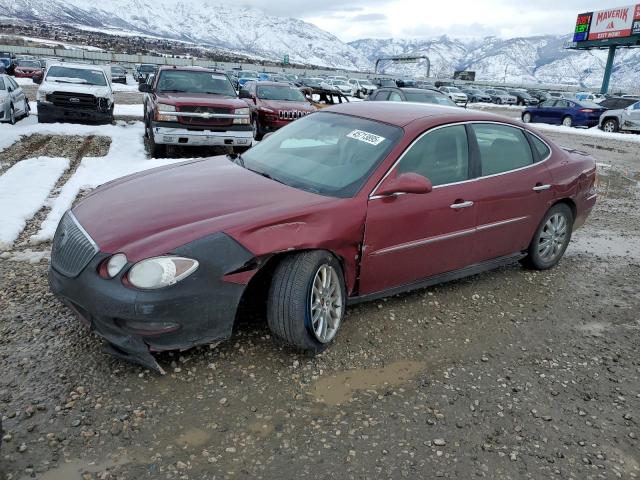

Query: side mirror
[376,172,433,197]
[32,74,43,85]
[239,89,253,100]
[7,86,12,93]
[138,83,152,93]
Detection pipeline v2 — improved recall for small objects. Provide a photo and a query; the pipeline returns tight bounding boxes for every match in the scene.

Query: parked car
[575,92,606,103]
[139,66,252,157]
[507,89,539,106]
[240,81,316,140]
[47,102,597,372]
[110,65,127,84]
[236,70,259,89]
[14,59,43,78]
[0,74,30,124]
[527,90,550,102]
[35,63,114,124]
[521,99,606,128]
[373,78,397,88]
[547,91,574,100]
[598,96,639,111]
[460,87,492,103]
[484,88,517,105]
[348,78,377,98]
[0,51,16,75]
[301,77,333,90]
[329,79,353,96]
[599,100,640,133]
[367,87,457,107]
[438,86,468,105]
[134,64,158,83]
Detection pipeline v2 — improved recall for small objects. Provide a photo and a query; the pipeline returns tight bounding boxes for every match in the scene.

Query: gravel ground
[1,129,639,480]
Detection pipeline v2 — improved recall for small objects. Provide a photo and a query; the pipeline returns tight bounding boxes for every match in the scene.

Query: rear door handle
[450,200,474,209]
[533,184,551,192]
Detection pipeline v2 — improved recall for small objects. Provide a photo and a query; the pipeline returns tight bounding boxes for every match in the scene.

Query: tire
[562,116,573,127]
[233,146,251,154]
[9,105,15,125]
[496,98,502,105]
[147,124,166,158]
[267,250,346,352]
[602,118,619,133]
[522,203,574,270]
[522,112,532,123]
[252,118,263,141]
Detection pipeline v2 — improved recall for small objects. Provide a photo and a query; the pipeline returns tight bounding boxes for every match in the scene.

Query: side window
[8,77,18,89]
[528,133,551,160]
[388,92,402,102]
[397,125,470,187]
[472,124,534,176]
[375,91,390,101]
[632,102,640,110]
[555,100,569,108]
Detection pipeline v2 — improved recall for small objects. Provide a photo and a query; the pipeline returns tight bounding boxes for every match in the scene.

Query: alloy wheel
[522,113,532,123]
[603,120,617,133]
[309,264,343,344]
[562,116,573,127]
[538,213,568,262]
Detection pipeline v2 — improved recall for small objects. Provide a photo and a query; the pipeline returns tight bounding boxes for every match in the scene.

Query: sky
[237,0,629,41]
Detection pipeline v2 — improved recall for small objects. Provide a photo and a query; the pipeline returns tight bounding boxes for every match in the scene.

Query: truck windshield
[257,85,306,101]
[240,112,403,198]
[156,71,237,96]
[46,66,108,86]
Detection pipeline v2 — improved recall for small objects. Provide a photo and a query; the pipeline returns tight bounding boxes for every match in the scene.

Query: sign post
[601,45,617,94]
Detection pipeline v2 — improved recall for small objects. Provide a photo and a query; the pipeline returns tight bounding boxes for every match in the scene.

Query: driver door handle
[450,200,474,209]
[533,184,551,192]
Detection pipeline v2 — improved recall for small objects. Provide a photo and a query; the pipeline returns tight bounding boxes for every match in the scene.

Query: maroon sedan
[14,59,43,78]
[240,81,316,140]
[49,103,597,372]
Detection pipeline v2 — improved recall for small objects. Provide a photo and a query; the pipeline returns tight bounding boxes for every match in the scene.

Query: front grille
[278,110,308,121]
[177,105,233,126]
[51,212,99,278]
[47,91,97,109]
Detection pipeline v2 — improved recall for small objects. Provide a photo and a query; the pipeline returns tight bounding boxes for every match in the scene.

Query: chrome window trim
[369,120,553,200]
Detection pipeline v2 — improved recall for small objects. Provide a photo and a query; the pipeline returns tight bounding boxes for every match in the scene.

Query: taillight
[580,109,594,113]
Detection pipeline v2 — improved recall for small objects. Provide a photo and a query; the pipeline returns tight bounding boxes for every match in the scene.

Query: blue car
[521,99,606,128]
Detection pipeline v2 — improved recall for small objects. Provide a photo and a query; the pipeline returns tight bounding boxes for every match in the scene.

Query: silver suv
[599,99,640,133]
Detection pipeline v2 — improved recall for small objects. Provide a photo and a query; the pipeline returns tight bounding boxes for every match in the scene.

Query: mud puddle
[22,455,129,480]
[309,360,424,405]
[568,229,640,260]
[176,427,211,448]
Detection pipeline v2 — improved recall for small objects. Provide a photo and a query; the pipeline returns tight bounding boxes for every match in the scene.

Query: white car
[0,74,30,124]
[348,78,377,98]
[35,63,115,124]
[439,86,468,105]
[329,79,353,96]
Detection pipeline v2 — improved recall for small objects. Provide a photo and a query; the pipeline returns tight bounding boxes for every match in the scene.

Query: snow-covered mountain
[349,36,640,91]
[0,0,369,70]
[0,0,638,90]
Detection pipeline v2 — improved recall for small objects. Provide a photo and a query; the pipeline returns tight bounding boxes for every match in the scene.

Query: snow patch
[0,249,51,263]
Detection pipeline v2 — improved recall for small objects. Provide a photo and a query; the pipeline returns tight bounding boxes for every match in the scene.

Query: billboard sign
[453,71,476,81]
[574,4,640,42]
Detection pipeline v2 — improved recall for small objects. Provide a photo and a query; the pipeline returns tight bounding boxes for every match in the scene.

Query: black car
[366,87,458,107]
[110,65,127,84]
[598,96,639,110]
[508,89,539,106]
[460,87,492,103]
[527,90,550,102]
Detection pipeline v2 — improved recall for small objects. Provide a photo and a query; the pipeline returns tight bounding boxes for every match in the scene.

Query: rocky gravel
[0,131,639,480]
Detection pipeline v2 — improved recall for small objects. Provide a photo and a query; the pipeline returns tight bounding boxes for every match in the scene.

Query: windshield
[333,80,349,86]
[46,66,108,86]
[257,85,306,101]
[139,65,156,73]
[447,87,461,93]
[156,70,236,96]
[239,71,258,78]
[18,60,40,68]
[240,112,403,197]
[111,67,125,74]
[302,78,323,87]
[404,90,457,106]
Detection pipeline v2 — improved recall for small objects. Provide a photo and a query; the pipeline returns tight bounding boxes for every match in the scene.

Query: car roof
[256,81,294,87]
[157,66,221,73]
[323,101,514,128]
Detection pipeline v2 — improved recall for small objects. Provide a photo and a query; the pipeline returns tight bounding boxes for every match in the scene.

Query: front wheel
[562,116,573,127]
[9,105,15,125]
[522,112,532,123]
[267,251,346,352]
[252,118,263,141]
[522,203,573,270]
[602,118,618,133]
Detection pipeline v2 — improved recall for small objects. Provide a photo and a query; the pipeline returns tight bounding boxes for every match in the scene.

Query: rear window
[529,134,551,160]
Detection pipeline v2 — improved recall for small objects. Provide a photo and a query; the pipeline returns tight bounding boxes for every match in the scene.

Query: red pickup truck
[140,66,252,157]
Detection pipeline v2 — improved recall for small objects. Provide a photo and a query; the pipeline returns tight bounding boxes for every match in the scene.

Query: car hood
[156,92,247,109]
[261,99,314,111]
[39,81,112,98]
[73,157,335,261]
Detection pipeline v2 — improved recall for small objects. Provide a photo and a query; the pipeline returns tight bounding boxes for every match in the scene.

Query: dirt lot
[1,127,639,480]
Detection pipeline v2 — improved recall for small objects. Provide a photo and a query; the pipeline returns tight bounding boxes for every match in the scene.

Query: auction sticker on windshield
[347,130,386,146]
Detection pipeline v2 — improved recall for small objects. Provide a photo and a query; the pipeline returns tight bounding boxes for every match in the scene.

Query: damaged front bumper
[49,232,255,373]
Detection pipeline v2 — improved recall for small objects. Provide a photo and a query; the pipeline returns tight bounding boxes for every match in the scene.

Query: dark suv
[240,81,316,140]
[140,66,252,157]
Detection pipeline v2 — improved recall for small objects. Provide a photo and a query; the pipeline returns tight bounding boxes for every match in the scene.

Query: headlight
[234,107,250,124]
[127,256,199,290]
[156,103,177,122]
[107,254,127,278]
[36,91,50,103]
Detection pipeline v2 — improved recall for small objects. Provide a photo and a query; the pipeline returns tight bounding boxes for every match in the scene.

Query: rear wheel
[252,118,263,141]
[9,105,15,125]
[562,116,573,127]
[522,112,532,123]
[267,251,346,352]
[522,203,573,270]
[602,118,619,133]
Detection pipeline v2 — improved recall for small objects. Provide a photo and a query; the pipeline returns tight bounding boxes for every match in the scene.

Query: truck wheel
[148,132,166,158]
[602,118,618,133]
[252,118,263,141]
[521,203,573,270]
[267,251,346,353]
